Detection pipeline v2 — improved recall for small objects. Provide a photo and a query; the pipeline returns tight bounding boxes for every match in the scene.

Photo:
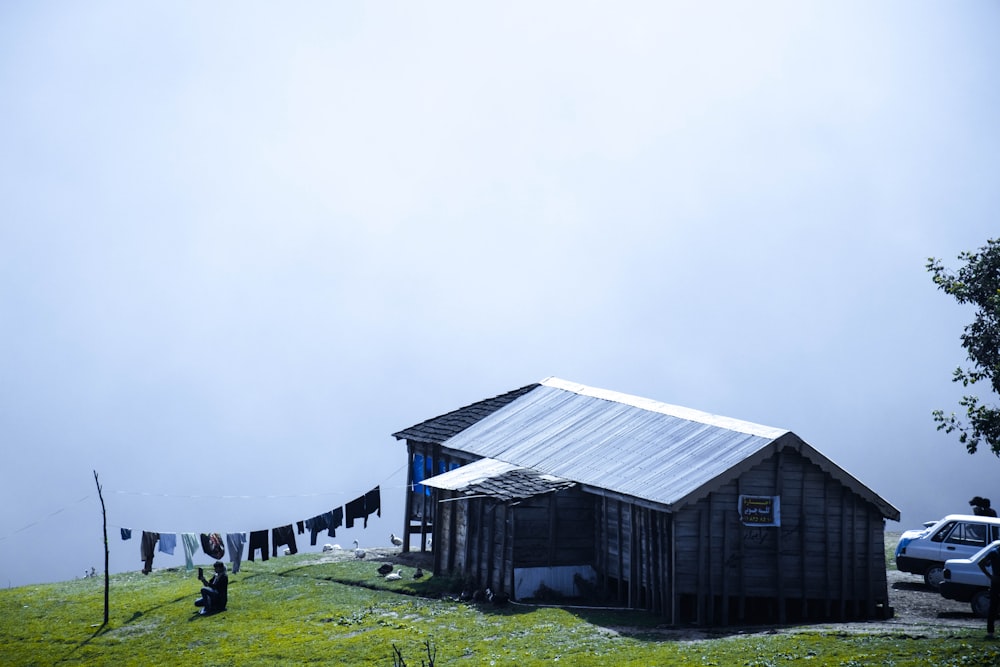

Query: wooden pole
[93,470,109,626]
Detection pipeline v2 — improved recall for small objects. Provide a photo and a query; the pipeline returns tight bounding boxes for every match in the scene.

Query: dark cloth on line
[364,487,381,525]
[329,507,343,536]
[247,530,269,562]
[346,486,381,529]
[296,521,305,535]
[121,528,132,541]
[305,512,331,546]
[140,531,159,573]
[272,524,297,557]
[345,496,365,529]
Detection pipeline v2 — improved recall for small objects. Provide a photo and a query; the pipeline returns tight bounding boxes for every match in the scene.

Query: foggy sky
[2,1,999,587]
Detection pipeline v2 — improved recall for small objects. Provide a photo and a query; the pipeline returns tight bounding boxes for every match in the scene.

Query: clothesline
[111,484,410,500]
[0,462,410,544]
[0,494,94,542]
[111,462,411,502]
[118,462,412,574]
[121,484,383,537]
[128,484,384,574]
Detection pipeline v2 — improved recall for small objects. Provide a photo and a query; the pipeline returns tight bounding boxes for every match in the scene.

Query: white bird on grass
[390,533,403,547]
[322,544,341,553]
[385,569,403,581]
[353,539,366,559]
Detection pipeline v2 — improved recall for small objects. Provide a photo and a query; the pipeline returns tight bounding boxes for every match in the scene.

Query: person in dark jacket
[978,545,1000,636]
[970,496,998,517]
[194,561,228,615]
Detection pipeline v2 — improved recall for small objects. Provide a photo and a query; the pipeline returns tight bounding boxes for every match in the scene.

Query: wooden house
[392,378,900,625]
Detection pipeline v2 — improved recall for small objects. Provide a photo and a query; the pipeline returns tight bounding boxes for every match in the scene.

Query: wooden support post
[698,506,709,624]
[775,451,786,625]
[600,496,609,597]
[720,504,729,626]
[548,493,557,566]
[448,489,458,572]
[839,487,848,619]
[403,445,415,553]
[824,476,832,618]
[93,470,109,627]
[800,463,808,619]
[737,477,746,623]
[630,504,639,608]
[616,501,624,603]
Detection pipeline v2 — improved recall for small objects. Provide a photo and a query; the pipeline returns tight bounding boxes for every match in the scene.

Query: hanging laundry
[345,486,381,528]
[412,454,431,496]
[226,532,247,573]
[181,533,200,571]
[272,524,297,557]
[158,533,177,555]
[247,530,269,561]
[140,531,159,574]
[296,520,305,535]
[200,532,225,560]
[364,487,381,525]
[329,507,343,537]
[306,508,343,545]
[345,496,365,529]
[304,512,331,547]
[121,528,132,541]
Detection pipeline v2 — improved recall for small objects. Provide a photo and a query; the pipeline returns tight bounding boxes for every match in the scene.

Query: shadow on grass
[261,562,462,601]
[187,608,227,622]
[60,592,192,663]
[227,557,837,642]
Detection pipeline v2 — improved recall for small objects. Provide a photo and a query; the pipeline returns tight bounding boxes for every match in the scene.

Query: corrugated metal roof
[436,378,785,509]
[422,457,575,501]
[412,377,898,518]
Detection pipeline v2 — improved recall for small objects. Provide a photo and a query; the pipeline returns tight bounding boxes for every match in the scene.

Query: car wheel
[924,565,945,589]
[972,590,992,618]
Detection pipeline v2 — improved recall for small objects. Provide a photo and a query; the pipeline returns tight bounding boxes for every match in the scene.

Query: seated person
[194,561,228,615]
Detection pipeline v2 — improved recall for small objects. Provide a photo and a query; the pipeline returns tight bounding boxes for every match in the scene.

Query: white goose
[353,539,366,559]
[390,533,403,547]
[385,569,403,581]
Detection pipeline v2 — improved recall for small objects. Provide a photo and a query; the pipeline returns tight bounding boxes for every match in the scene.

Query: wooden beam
[737,476,746,623]
[776,451,786,625]
[697,506,707,624]
[720,501,729,626]
[800,461,807,619]
[839,486,847,619]
[616,501,624,603]
[600,496,609,598]
[447,489,458,572]
[403,444,416,552]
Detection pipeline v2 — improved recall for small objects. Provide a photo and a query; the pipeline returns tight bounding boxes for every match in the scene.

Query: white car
[894,514,1000,589]
[940,539,1000,617]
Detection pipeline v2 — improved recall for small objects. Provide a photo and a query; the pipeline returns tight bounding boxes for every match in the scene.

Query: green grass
[2,548,998,666]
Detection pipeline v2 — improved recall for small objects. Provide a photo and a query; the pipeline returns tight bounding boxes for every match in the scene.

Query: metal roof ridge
[540,376,789,439]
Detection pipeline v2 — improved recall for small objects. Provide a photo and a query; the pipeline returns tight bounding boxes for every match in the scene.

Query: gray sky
[2,2,999,587]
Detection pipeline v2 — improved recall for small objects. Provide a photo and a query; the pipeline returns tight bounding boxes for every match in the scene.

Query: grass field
[2,543,999,666]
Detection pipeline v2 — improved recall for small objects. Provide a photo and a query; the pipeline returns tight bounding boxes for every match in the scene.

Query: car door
[937,520,996,561]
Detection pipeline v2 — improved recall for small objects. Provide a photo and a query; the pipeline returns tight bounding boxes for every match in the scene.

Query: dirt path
[638,569,988,641]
